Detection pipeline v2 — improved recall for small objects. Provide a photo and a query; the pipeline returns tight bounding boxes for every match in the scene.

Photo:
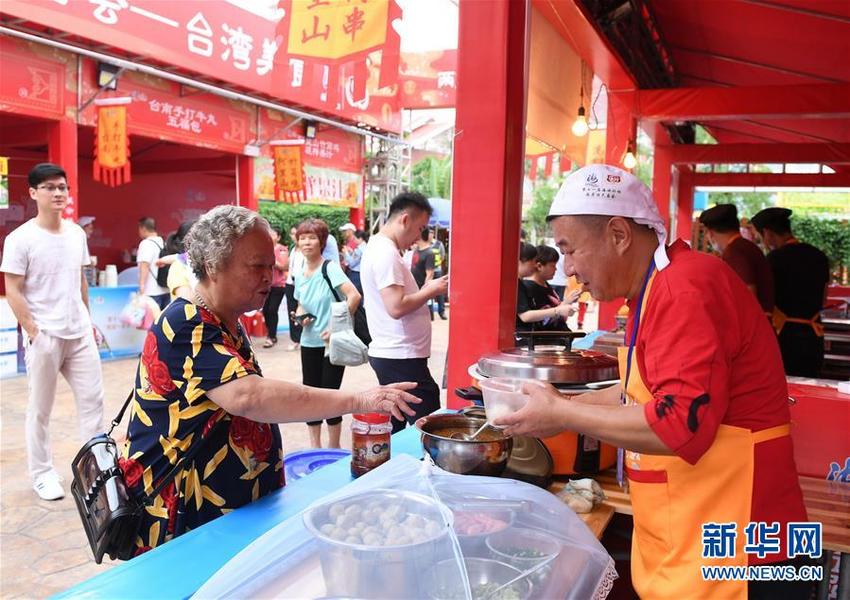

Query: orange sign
[273,145,305,203]
[288,0,390,59]
[93,103,131,187]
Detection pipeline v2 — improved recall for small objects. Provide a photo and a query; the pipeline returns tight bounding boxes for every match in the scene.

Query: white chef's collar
[654,242,670,271]
[548,164,668,252]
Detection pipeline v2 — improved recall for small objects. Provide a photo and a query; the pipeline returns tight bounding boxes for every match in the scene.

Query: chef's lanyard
[616,259,656,488]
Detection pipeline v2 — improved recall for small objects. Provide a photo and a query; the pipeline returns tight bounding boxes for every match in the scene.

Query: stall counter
[56,426,426,599]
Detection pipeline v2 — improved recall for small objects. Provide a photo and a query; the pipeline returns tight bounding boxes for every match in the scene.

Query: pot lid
[478,332,619,383]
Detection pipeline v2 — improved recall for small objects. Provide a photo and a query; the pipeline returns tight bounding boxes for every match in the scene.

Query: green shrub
[791,216,850,272]
[258,202,351,246]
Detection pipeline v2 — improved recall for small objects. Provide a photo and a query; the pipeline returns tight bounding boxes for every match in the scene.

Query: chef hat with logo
[547,164,667,245]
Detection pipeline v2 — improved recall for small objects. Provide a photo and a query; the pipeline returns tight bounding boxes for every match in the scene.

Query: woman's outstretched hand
[354,382,420,421]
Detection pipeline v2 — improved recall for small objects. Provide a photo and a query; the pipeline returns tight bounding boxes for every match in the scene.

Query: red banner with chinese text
[399,50,457,109]
[78,60,256,154]
[93,103,131,187]
[273,145,304,203]
[1,0,403,133]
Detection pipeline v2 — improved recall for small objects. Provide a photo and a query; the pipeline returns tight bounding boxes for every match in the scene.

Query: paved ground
[0,318,450,598]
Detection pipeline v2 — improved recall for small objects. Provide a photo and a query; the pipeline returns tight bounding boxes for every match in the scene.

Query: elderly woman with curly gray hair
[119,205,419,556]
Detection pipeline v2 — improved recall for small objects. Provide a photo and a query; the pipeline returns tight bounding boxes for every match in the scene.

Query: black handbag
[71,391,219,563]
[322,260,371,346]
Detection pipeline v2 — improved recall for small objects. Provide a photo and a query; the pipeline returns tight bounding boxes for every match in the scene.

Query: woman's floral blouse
[120,298,283,555]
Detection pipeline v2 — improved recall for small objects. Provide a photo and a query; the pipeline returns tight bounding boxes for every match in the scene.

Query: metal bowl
[426,557,533,600]
[417,414,513,477]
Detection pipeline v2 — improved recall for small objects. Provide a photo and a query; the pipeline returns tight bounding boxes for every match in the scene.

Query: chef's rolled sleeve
[639,289,730,465]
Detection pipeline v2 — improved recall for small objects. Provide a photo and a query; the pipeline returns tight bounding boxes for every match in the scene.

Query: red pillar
[237,155,256,211]
[48,119,78,221]
[349,206,365,229]
[676,168,695,244]
[446,0,528,406]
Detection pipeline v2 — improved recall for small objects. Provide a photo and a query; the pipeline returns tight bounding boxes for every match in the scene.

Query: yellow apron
[618,271,791,599]
[772,307,825,337]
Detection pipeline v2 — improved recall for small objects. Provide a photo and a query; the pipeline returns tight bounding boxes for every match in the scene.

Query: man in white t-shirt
[1,163,104,501]
[136,216,169,310]
[360,192,449,433]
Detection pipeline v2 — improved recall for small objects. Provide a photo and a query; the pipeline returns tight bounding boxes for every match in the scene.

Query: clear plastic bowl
[478,377,534,425]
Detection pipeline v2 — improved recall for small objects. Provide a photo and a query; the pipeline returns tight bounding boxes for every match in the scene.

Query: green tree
[411,156,452,199]
[258,202,350,246]
[526,178,561,239]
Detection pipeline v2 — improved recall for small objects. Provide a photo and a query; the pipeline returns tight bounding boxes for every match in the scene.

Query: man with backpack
[136,217,169,310]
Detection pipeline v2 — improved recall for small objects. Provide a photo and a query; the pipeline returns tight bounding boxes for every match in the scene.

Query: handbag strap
[321,260,344,302]
[107,390,136,436]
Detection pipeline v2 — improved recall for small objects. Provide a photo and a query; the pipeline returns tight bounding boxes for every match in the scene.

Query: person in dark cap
[751,207,830,377]
[698,204,774,313]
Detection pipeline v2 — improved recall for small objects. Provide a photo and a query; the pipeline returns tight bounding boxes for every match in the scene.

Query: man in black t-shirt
[410,229,436,290]
[751,207,830,377]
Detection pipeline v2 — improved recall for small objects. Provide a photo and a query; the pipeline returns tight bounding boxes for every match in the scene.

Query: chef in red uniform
[496,165,811,599]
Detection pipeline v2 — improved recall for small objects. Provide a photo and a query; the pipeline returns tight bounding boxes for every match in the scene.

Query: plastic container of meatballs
[303,489,454,599]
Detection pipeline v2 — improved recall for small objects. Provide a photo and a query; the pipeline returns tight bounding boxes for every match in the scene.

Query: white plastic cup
[105,265,118,287]
[479,377,536,425]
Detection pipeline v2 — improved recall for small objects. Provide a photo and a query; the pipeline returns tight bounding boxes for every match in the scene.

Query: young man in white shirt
[1,163,104,501]
[360,192,449,432]
[136,216,169,309]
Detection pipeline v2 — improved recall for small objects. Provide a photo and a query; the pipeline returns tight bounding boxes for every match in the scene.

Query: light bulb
[571,106,589,137]
[623,150,637,170]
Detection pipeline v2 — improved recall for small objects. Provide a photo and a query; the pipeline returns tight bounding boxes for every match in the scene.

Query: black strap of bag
[321,260,371,346]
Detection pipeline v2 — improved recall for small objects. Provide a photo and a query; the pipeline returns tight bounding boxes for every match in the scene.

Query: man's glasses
[36,184,70,194]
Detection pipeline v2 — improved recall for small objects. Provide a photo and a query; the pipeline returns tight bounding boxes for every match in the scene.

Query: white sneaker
[33,472,64,501]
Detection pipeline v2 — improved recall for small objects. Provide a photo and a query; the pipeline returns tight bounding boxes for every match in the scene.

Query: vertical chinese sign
[285,0,401,107]
[272,143,305,203]
[93,98,131,187]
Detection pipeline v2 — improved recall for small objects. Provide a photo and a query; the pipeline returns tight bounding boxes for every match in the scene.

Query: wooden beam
[668,143,850,165]
[691,172,850,187]
[612,83,850,121]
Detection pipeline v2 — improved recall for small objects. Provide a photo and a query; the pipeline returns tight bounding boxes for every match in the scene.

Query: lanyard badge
[616,260,655,488]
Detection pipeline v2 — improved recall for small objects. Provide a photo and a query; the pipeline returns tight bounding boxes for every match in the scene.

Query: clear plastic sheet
[194,455,616,599]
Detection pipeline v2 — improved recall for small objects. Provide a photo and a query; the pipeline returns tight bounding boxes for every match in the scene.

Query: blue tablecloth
[57,427,425,599]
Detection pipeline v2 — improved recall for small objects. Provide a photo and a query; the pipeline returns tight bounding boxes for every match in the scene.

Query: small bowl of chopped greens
[485,527,561,589]
[427,557,532,600]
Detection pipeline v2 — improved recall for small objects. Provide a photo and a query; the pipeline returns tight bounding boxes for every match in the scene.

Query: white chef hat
[78,216,96,227]
[548,164,667,246]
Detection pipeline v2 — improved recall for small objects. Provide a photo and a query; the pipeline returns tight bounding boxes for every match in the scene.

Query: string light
[571,62,589,138]
[571,107,589,137]
[623,140,637,170]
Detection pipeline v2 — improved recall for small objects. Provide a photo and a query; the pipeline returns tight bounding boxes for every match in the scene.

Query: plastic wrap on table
[194,455,617,600]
